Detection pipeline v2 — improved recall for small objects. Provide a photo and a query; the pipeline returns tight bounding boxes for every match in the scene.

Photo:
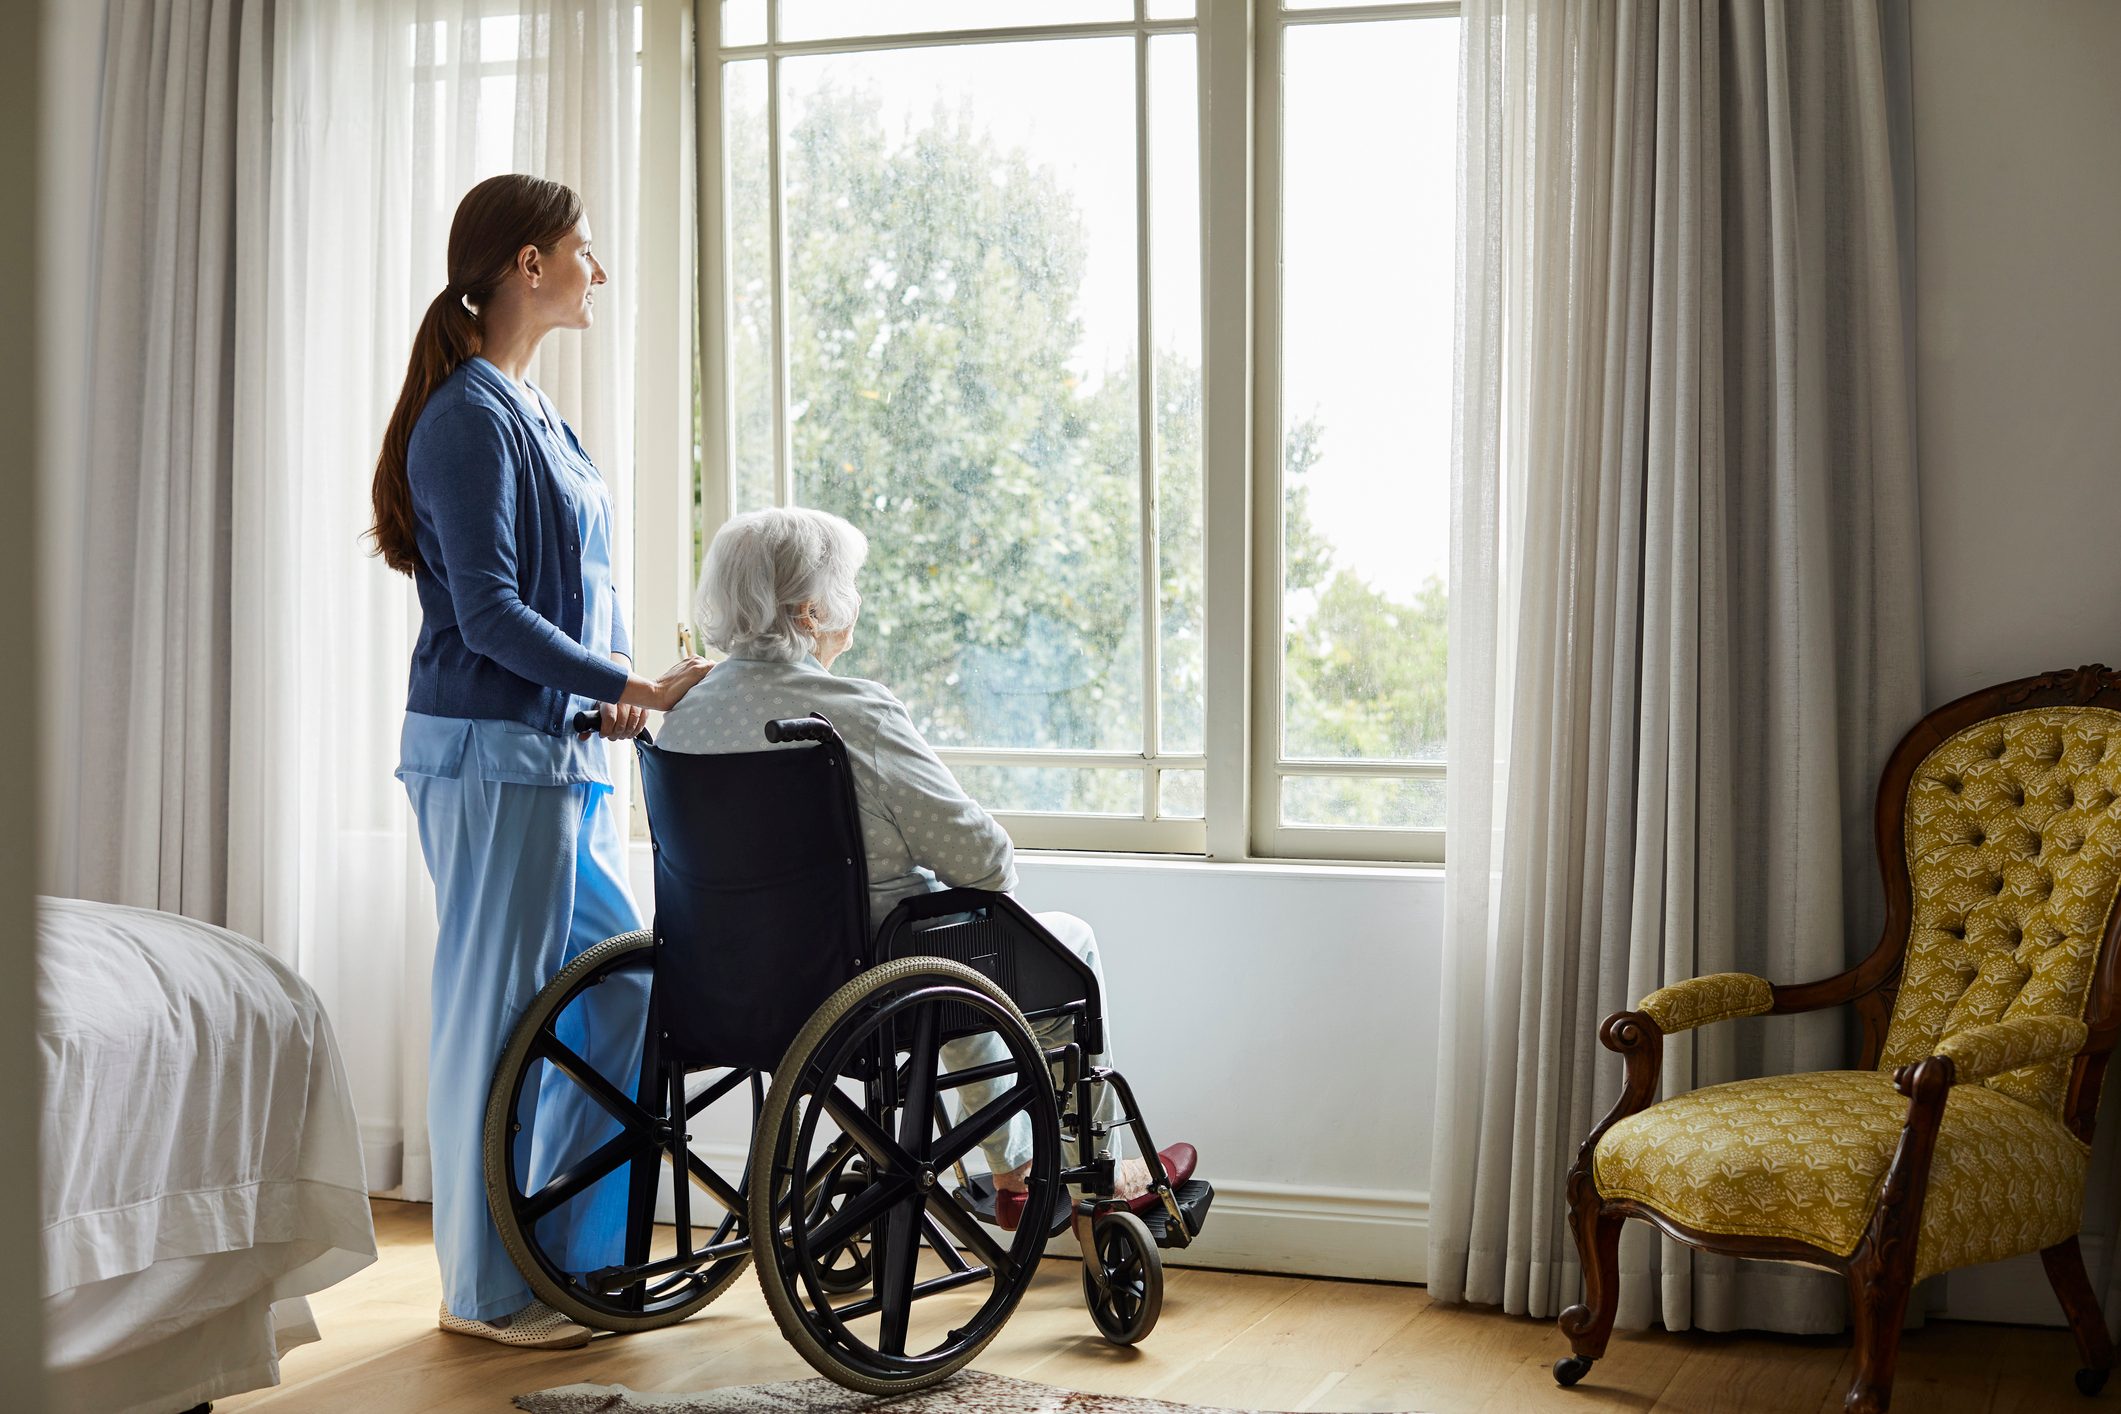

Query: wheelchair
[481,713,1215,1394]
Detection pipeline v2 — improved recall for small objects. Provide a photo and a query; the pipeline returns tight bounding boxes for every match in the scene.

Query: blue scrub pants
[404,772,648,1321]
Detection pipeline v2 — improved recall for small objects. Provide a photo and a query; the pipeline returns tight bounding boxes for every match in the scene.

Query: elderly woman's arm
[866,694,1017,894]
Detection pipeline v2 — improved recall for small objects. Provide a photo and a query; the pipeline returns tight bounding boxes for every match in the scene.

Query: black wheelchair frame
[480,712,1211,1394]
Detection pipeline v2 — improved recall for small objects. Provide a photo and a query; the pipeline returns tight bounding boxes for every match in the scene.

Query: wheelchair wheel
[485,930,759,1332]
[750,957,1063,1394]
[1083,1211,1162,1344]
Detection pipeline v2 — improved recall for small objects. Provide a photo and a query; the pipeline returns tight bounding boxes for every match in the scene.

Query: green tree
[714,78,1447,823]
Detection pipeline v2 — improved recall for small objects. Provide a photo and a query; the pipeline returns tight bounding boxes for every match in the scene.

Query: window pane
[778,1,1132,43]
[724,60,777,518]
[1159,769,1204,820]
[953,764,1141,817]
[1281,775,1443,830]
[479,14,519,59]
[1150,34,1203,755]
[722,0,766,46]
[1146,0,1195,18]
[1279,17,1455,765]
[779,39,1143,752]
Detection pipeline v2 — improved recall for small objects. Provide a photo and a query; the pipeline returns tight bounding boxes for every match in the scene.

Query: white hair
[695,507,869,663]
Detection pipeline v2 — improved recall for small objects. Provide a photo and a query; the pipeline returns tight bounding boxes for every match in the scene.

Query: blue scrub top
[399,371,619,789]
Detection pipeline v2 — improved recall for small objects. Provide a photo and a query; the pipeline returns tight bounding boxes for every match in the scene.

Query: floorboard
[212,1201,2094,1413]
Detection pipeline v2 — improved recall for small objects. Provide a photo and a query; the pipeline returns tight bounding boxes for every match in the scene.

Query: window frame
[642,0,1454,865]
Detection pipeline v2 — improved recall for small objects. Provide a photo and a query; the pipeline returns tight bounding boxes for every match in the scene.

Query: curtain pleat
[1430,0,1924,1334]
[47,0,648,1202]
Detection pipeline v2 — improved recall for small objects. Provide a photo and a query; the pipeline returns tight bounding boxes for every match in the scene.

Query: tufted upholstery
[1881,707,2121,1114]
[1593,1070,2089,1281]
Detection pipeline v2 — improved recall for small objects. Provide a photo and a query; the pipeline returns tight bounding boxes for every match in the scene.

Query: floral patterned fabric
[1638,972,1774,1034]
[1882,707,2121,1115]
[1934,1015,2088,1084]
[1592,1069,2089,1280]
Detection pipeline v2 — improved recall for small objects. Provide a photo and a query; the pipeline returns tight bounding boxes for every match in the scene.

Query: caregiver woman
[368,174,709,1351]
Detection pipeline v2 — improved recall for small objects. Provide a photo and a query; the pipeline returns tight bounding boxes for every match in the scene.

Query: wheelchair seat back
[635,719,869,1071]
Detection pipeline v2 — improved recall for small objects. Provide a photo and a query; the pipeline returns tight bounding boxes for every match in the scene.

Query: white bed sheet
[39,897,377,1414]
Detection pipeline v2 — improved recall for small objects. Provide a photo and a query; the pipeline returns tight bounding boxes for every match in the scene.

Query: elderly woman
[657,506,1192,1219]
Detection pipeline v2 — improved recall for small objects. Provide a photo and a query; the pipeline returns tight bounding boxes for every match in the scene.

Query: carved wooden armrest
[1636,973,1774,1035]
[1932,1016,2090,1084]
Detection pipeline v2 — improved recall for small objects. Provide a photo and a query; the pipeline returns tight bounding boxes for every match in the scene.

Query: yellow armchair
[1554,666,2121,1414]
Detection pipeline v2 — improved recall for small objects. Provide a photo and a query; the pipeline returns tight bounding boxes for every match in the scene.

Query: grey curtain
[45,0,271,921]
[1429,0,1924,1334]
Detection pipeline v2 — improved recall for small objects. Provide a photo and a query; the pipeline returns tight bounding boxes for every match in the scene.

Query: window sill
[1016,848,1444,883]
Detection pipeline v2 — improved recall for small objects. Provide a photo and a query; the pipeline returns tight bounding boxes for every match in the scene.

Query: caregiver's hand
[618,656,714,715]
[587,702,649,740]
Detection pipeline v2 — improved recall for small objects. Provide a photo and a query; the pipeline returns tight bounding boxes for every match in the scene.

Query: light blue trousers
[405,773,648,1321]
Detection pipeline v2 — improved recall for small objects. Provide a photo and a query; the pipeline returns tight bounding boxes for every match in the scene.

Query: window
[673,0,1459,862]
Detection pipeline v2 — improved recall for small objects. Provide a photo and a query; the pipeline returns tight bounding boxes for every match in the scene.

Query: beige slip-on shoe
[437,1299,594,1350]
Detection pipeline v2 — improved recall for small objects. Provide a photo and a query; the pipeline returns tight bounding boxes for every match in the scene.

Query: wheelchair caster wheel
[809,1164,875,1295]
[1553,1355,1593,1388]
[2077,1367,2109,1396]
[1083,1211,1162,1345]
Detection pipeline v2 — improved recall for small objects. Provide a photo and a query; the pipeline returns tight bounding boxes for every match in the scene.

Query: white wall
[625,848,1443,1283]
[1907,0,2121,1325]
[1912,0,2121,708]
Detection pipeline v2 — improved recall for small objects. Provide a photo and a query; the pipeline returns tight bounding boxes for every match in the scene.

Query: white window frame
[634,0,1454,865]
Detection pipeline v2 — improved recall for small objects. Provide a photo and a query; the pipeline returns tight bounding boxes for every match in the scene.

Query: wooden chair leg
[2041,1235,2116,1396]
[1843,1243,1915,1414]
[1554,1178,1623,1387]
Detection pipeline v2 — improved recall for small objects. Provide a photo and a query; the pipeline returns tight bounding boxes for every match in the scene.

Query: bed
[39,897,378,1414]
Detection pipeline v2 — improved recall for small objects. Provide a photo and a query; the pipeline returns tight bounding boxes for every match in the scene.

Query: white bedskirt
[39,897,378,1414]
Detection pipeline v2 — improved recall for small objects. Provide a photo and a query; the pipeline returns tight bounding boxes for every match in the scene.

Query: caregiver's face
[533,219,606,330]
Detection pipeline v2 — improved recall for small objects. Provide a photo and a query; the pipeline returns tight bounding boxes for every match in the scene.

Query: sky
[747,6,1461,603]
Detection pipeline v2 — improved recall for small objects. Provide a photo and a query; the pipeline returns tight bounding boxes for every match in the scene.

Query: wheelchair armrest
[881,886,1012,923]
[875,889,1105,1054]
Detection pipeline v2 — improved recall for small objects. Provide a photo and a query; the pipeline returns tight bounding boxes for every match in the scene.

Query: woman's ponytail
[369,288,481,574]
[367,174,585,576]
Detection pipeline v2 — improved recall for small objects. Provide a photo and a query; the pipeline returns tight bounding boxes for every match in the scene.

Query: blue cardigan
[403,357,631,735]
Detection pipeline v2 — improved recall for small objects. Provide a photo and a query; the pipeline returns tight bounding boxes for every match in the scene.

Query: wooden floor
[218,1201,2092,1413]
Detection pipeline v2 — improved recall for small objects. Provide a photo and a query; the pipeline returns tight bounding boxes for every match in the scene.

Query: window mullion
[696,0,732,546]
[1135,23,1159,822]
[765,23,791,508]
[1199,0,1254,860]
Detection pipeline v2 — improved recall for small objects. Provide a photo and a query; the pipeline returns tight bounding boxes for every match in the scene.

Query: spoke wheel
[484,931,757,1332]
[1083,1211,1162,1344]
[750,957,1062,1395]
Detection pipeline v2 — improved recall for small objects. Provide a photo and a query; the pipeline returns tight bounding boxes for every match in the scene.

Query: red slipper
[995,1144,1201,1230]
[1129,1143,1198,1213]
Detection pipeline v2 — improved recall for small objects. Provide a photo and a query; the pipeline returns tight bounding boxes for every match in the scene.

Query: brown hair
[368,174,584,575]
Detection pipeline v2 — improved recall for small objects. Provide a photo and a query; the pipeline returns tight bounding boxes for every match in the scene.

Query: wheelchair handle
[570,708,653,746]
[764,714,839,745]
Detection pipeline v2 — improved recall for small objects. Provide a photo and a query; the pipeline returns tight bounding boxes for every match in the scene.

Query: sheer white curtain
[1429,0,1923,1334]
[226,0,642,1196]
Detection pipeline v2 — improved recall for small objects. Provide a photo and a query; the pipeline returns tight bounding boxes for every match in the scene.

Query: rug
[515,1369,1380,1413]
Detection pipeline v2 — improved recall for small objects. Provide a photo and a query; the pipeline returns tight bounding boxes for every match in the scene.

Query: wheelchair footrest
[1141,1178,1214,1247]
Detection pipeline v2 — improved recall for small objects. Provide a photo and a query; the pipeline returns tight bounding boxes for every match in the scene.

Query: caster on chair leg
[1553,1355,1593,1388]
[2076,1367,2109,1397]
